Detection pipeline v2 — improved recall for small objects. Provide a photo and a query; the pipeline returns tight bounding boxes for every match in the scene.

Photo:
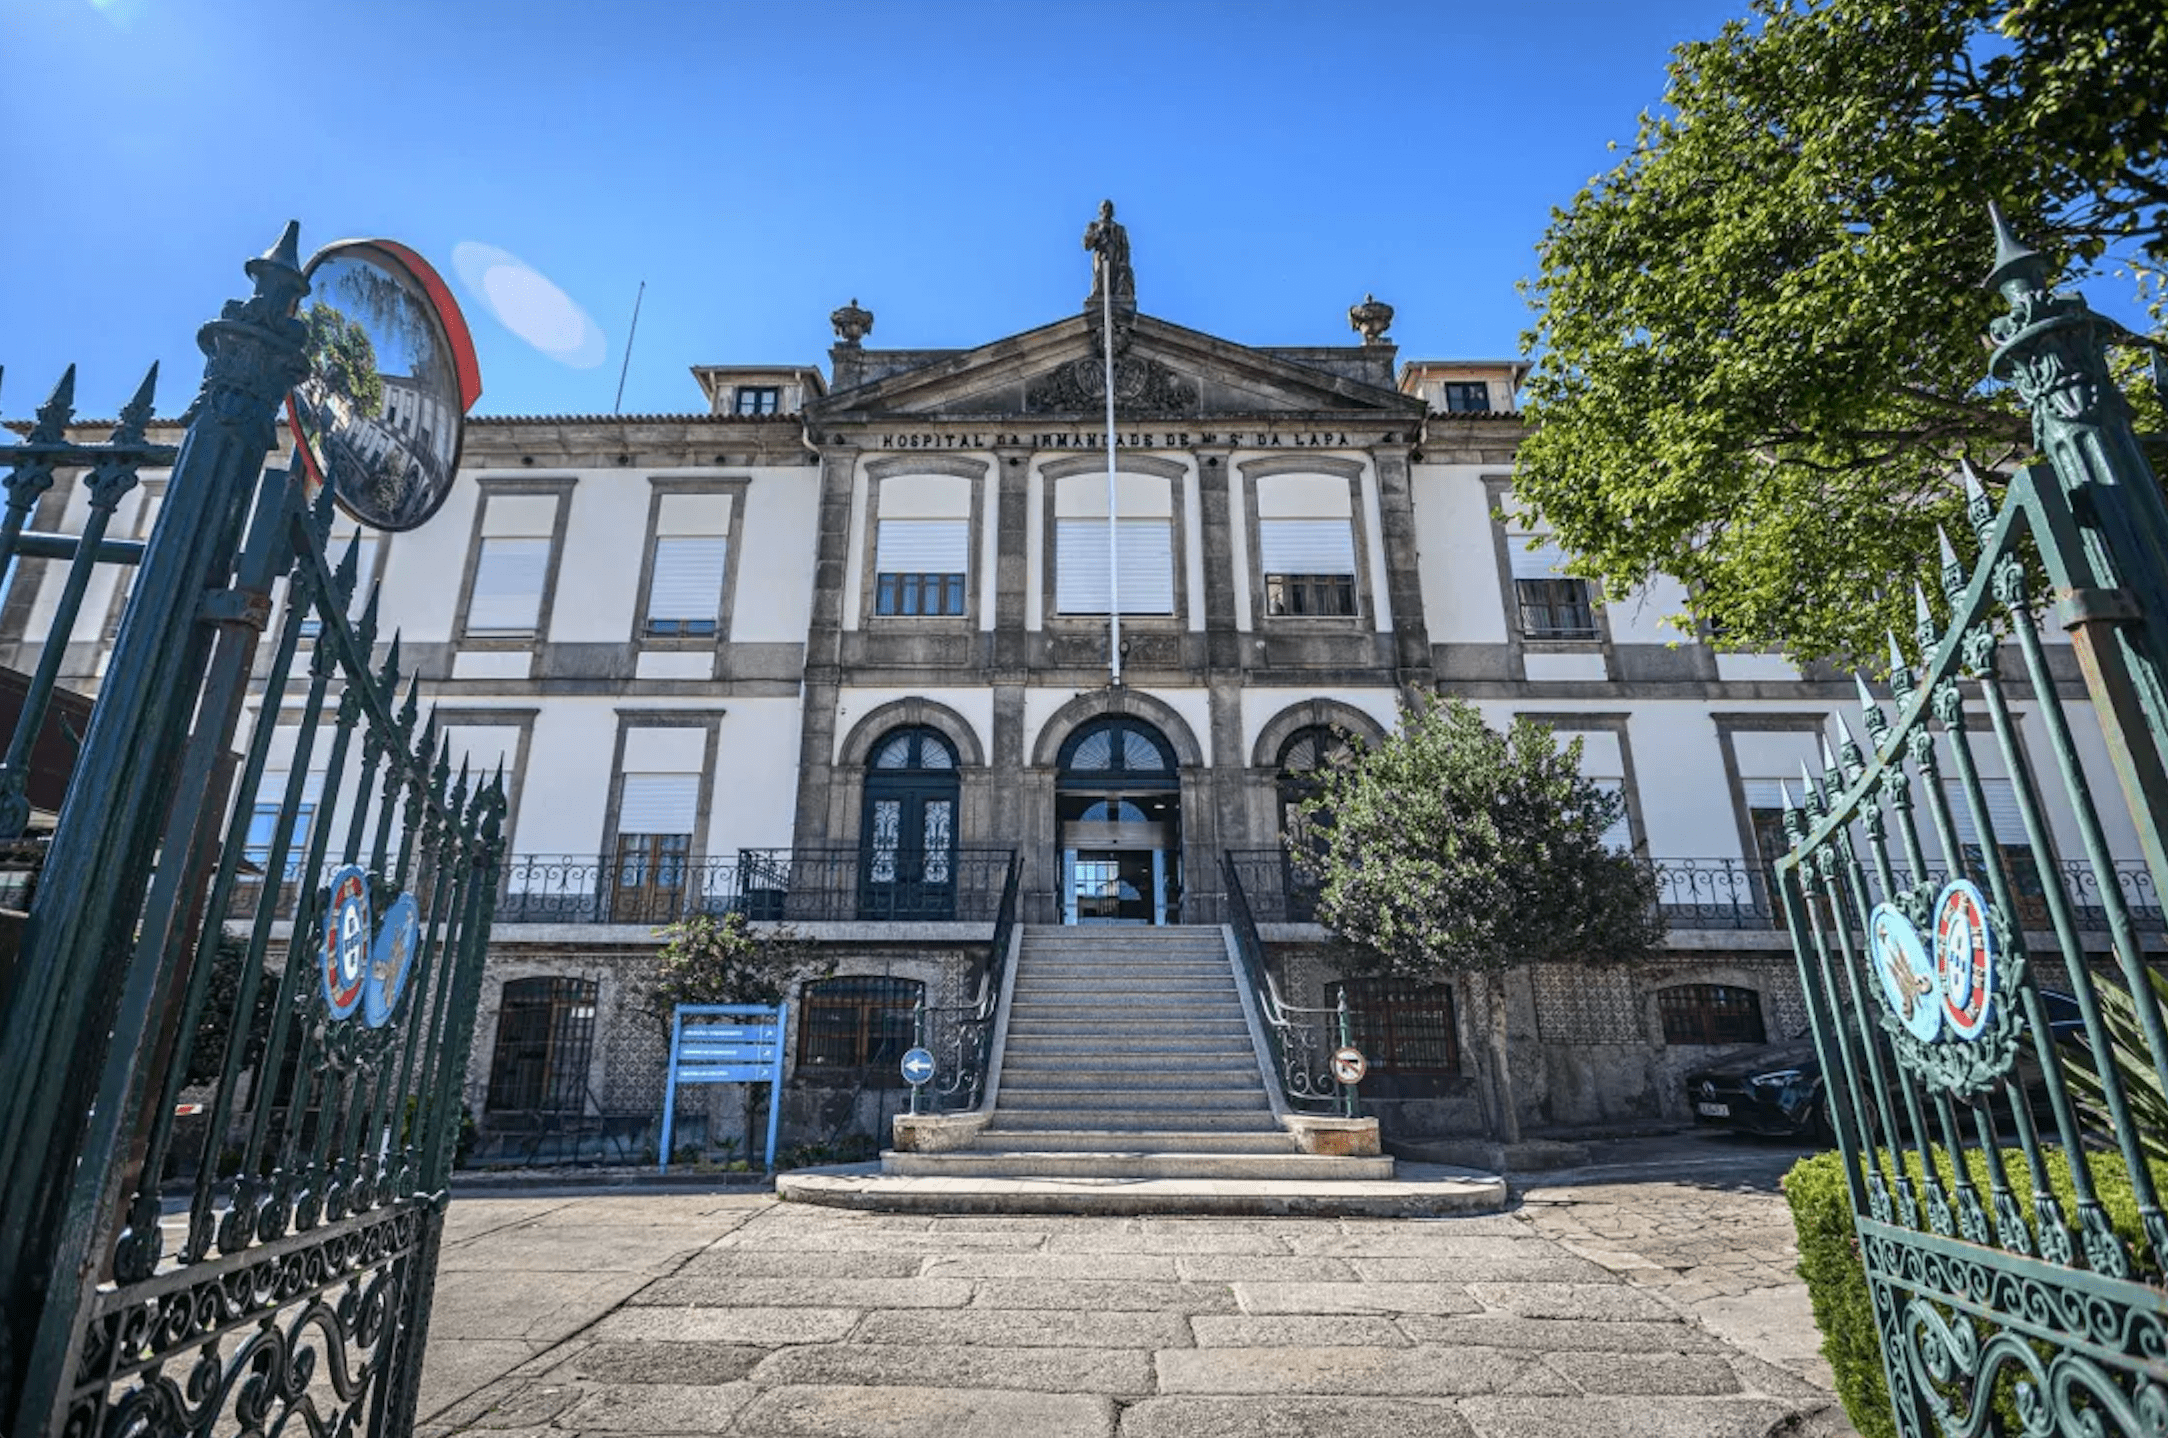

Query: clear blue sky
[6,0,1761,419]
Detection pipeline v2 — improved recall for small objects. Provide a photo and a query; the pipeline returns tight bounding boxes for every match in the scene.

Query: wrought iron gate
[0,226,503,1437]
[1776,212,2168,1435]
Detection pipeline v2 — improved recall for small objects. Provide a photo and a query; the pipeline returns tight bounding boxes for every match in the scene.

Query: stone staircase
[882,924,1394,1181]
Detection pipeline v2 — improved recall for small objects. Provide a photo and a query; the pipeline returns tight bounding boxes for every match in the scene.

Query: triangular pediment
[808,312,1426,424]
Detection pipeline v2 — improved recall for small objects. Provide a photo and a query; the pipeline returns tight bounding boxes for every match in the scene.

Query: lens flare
[451,242,607,369]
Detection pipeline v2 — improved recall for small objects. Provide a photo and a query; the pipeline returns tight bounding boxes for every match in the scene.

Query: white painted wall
[1407,464,1509,645]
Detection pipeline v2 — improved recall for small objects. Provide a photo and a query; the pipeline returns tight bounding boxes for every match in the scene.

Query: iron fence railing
[736,845,1015,923]
[911,853,1024,1114]
[1230,847,2164,938]
[1221,852,1357,1116]
[493,853,742,925]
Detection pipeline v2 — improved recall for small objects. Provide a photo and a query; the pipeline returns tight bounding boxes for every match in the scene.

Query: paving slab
[1234,1280,1482,1315]
[854,1307,1194,1349]
[1155,1344,1570,1397]
[1189,1314,1411,1347]
[1454,1395,1802,1438]
[631,1274,974,1308]
[1119,1394,1474,1438]
[554,1380,759,1430]
[730,1382,1115,1438]
[537,1340,768,1385]
[969,1278,1239,1313]
[588,1306,863,1345]
[750,1342,1156,1395]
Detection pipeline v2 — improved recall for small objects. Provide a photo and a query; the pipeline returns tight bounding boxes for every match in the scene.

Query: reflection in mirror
[291,245,465,531]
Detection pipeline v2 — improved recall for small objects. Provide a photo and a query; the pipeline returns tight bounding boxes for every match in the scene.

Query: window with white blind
[644,493,733,636]
[614,726,705,923]
[1509,536,1597,640]
[464,492,561,638]
[875,518,970,616]
[1254,471,1359,619]
[1056,518,1174,614]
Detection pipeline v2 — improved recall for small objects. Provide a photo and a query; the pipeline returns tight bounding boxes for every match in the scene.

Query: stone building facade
[5,234,2137,1161]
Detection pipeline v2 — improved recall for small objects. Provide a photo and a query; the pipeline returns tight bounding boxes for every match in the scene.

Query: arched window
[871,726,958,771]
[1659,984,1767,1045]
[486,977,598,1113]
[1057,717,1176,785]
[797,976,924,1078]
[1276,724,1354,844]
[862,727,960,917]
[1327,977,1458,1074]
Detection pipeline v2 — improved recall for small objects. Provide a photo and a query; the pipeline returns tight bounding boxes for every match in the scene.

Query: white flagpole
[1102,264,1122,686]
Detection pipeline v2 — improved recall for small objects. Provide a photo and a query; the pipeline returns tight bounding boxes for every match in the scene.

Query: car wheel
[1808,1103,1836,1147]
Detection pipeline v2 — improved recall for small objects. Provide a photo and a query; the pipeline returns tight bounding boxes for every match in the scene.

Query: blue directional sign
[659,1002,788,1173]
[901,1046,935,1086]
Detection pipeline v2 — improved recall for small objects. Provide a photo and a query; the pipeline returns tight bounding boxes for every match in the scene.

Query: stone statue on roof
[1083,200,1135,314]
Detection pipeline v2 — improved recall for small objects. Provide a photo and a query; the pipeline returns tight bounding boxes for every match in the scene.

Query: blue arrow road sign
[901,1046,935,1086]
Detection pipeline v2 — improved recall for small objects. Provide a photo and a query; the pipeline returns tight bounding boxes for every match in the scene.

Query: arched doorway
[1057,717,1179,924]
[861,726,959,919]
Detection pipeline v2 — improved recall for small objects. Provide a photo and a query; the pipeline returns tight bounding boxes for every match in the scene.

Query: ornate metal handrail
[735,844,1014,923]
[1220,851,1357,1116]
[493,852,741,925]
[911,853,1023,1114]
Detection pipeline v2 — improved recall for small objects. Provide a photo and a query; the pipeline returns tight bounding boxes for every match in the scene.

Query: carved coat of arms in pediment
[1025,355,1199,416]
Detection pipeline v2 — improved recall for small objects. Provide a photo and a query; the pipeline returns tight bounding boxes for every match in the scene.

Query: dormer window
[1441,381,1491,413]
[733,386,780,416]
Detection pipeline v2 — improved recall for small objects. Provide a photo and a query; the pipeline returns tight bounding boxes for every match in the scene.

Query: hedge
[1783,1145,2164,1438]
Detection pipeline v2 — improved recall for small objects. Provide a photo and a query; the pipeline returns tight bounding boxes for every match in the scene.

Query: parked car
[1684,991,2085,1142]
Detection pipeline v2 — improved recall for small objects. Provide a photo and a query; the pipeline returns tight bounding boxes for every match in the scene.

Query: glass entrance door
[1064,848,1164,924]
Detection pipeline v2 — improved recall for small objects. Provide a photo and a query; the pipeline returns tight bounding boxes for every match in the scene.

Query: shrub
[1784,1145,2164,1438]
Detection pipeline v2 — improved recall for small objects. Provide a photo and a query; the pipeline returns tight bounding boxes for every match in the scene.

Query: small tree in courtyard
[1297,697,1667,1143]
[643,910,833,1162]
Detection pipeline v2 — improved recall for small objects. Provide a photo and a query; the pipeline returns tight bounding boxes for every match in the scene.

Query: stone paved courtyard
[416,1134,1855,1438]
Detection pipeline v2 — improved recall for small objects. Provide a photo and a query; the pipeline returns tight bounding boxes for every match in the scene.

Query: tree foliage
[642,909,832,1036]
[1300,698,1667,982]
[183,935,279,1089]
[1517,0,2168,666]
[301,301,385,419]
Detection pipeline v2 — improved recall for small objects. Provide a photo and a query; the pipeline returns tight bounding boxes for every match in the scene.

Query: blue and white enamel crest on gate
[1933,880,1996,1041]
[363,892,421,1028]
[320,864,371,1021]
[1869,903,1942,1042]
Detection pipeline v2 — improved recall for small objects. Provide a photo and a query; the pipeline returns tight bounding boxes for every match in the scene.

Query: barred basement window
[1659,984,1767,1046]
[797,976,923,1079]
[1328,978,1458,1074]
[486,977,598,1113]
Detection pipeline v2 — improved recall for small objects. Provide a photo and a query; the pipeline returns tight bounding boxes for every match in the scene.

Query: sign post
[659,1002,787,1173]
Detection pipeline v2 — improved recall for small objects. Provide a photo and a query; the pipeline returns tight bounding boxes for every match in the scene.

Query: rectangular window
[1509,537,1598,640]
[246,769,322,879]
[733,386,779,416]
[1055,517,1174,614]
[1660,984,1767,1045]
[644,492,732,636]
[486,977,598,1113]
[1328,978,1458,1074]
[1442,381,1491,413]
[874,518,969,616]
[1944,777,2049,928]
[1260,518,1357,617]
[613,728,703,921]
[301,531,380,637]
[465,492,560,637]
[796,976,923,1078]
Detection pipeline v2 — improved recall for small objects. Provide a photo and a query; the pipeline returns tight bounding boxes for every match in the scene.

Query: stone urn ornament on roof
[830,297,874,346]
[1349,293,1394,345]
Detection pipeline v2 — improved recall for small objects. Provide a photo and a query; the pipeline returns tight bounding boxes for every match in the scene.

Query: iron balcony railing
[735,845,1016,924]
[223,845,1021,926]
[1227,848,2165,936]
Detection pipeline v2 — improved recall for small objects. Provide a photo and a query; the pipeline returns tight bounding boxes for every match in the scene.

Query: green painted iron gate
[1776,212,2168,1435]
[0,226,503,1436]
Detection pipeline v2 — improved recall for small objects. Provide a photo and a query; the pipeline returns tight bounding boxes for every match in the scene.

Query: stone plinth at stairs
[778,925,1505,1216]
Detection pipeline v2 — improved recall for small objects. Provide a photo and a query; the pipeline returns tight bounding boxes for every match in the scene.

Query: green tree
[1516,0,2168,666]
[643,911,833,1163]
[183,935,279,1089]
[302,301,385,419]
[1298,699,1666,1144]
